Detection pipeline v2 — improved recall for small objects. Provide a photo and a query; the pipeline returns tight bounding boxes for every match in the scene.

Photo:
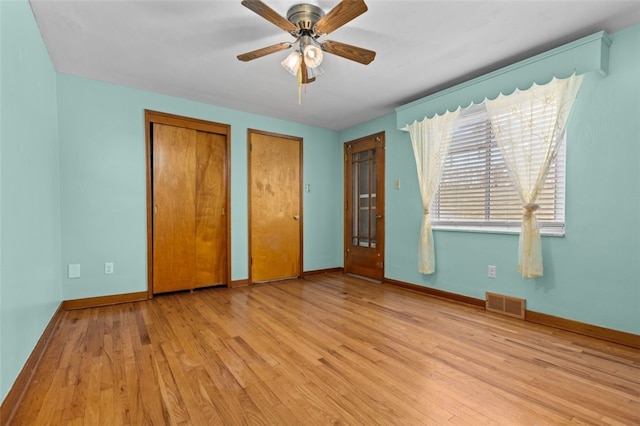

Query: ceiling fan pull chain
[298,66,303,105]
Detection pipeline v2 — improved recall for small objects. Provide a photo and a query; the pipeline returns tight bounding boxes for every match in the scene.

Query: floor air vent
[485,292,525,319]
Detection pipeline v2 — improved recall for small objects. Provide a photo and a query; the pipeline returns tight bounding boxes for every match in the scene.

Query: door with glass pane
[344,132,385,281]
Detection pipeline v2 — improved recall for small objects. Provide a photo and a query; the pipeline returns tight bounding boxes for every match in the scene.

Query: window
[432,104,565,235]
[352,149,377,248]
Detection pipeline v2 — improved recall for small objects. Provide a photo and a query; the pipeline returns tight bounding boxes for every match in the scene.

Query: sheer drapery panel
[485,74,583,278]
[407,110,460,274]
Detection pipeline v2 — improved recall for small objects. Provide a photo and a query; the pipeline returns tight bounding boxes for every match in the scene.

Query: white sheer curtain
[407,110,460,274]
[485,74,583,278]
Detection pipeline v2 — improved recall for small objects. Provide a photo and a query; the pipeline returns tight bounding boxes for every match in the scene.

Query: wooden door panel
[195,131,227,288]
[147,110,231,296]
[153,123,196,293]
[249,131,302,282]
[344,133,385,281]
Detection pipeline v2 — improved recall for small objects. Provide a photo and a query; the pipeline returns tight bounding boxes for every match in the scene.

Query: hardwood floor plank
[7,273,640,425]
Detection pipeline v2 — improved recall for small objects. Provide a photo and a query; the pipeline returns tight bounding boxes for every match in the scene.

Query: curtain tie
[423,209,430,217]
[523,203,540,218]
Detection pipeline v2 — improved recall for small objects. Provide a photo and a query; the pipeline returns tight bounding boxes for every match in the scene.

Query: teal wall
[340,24,640,335]
[1,1,3,400]
[1,0,63,401]
[57,75,342,299]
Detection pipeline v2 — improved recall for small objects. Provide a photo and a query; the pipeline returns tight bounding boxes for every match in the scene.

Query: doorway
[146,110,230,296]
[248,129,303,283]
[344,132,385,281]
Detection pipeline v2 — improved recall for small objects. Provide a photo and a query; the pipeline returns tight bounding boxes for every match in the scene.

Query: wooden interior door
[148,111,229,295]
[344,132,385,281]
[249,130,302,283]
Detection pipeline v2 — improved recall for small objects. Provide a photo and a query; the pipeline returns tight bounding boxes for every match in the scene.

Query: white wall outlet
[395,180,401,190]
[68,264,81,279]
[488,265,497,279]
[104,262,114,275]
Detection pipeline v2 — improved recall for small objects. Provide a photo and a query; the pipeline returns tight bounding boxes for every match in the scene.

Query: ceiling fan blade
[237,42,292,62]
[314,0,368,35]
[241,0,299,34]
[321,40,375,65]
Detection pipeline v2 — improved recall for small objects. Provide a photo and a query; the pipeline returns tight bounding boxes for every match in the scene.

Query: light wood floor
[9,273,640,425]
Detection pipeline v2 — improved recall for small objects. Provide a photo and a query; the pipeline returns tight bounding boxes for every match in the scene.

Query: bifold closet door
[153,124,196,293]
[152,123,226,293]
[194,130,227,288]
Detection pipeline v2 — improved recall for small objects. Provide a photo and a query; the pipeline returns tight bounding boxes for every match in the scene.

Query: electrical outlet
[488,265,497,279]
[68,264,81,279]
[105,262,114,275]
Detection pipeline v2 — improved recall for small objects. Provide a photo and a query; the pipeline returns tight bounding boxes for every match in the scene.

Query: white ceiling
[30,0,640,131]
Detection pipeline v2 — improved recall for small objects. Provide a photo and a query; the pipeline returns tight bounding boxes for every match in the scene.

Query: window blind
[432,105,565,234]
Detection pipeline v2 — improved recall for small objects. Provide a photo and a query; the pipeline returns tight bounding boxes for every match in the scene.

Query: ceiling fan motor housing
[287,3,325,34]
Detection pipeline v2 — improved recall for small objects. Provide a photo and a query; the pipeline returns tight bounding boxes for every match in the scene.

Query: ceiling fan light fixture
[281,51,302,75]
[307,64,325,79]
[303,44,323,68]
[300,35,323,68]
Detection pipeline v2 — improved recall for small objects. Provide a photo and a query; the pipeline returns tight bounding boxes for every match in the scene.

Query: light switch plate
[68,264,81,279]
[488,265,497,279]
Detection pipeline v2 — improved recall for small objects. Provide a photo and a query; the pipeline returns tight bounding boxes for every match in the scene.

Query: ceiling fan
[237,0,375,84]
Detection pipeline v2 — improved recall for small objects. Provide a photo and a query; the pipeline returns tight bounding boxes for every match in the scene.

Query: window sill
[433,225,565,237]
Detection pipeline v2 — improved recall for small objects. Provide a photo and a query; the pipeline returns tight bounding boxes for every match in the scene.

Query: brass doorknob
[293,214,300,220]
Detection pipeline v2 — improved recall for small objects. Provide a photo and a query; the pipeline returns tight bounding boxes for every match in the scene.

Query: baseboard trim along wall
[383,276,640,349]
[525,310,640,349]
[62,291,148,310]
[383,277,486,308]
[229,279,249,288]
[304,267,344,276]
[231,268,342,288]
[1,303,65,426]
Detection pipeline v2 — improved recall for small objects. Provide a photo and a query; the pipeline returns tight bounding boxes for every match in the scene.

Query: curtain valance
[396,31,609,131]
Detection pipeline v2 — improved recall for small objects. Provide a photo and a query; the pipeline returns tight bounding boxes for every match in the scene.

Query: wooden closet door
[147,111,230,296]
[194,131,227,288]
[152,123,197,293]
